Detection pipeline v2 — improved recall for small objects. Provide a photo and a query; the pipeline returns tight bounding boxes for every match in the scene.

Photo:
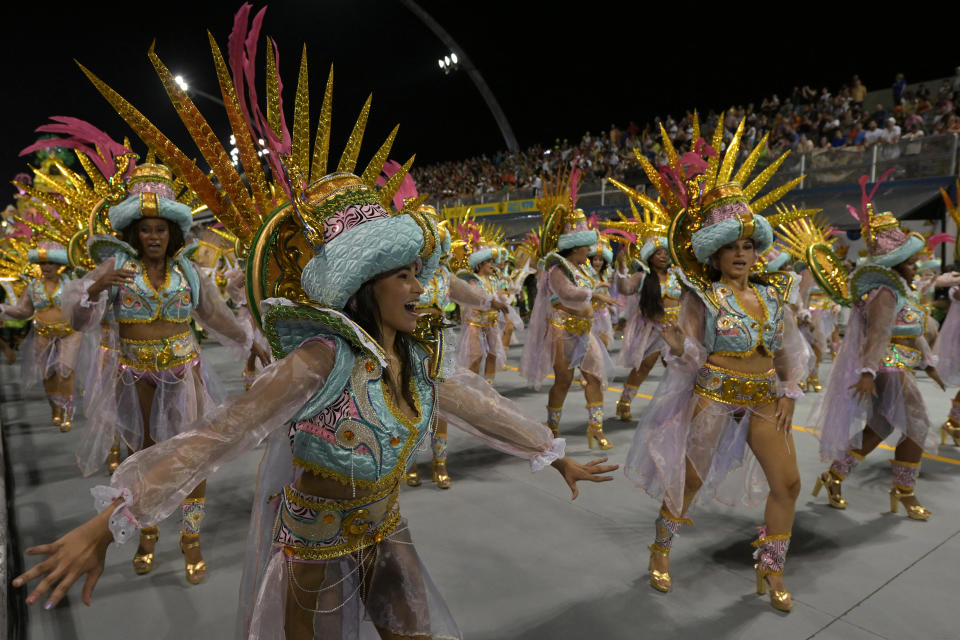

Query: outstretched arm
[13,339,334,609]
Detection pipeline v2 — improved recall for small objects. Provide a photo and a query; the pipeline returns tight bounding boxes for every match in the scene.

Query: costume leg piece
[180,498,208,584]
[546,406,563,437]
[647,508,691,592]
[585,402,612,450]
[889,459,931,520]
[753,526,793,611]
[617,384,637,421]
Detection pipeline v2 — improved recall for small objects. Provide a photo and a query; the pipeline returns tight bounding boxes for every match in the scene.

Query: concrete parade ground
[3,339,959,640]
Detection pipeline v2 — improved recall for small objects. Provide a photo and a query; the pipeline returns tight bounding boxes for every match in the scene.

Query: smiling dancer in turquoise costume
[13,7,617,638]
[622,117,813,612]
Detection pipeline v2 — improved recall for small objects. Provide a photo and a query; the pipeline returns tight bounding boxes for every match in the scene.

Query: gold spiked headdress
[775,214,850,305]
[609,114,819,289]
[77,9,437,331]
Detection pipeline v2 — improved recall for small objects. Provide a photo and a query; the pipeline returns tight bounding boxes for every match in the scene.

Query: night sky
[1,1,953,187]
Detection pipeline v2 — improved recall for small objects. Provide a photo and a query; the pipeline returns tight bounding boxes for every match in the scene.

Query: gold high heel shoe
[647,546,671,593]
[405,465,422,487]
[432,459,452,489]
[811,470,847,509]
[586,424,613,450]
[889,487,931,521]
[179,532,207,585]
[59,414,72,433]
[941,419,960,446]
[755,565,793,612]
[807,374,822,392]
[616,399,632,421]
[107,445,122,475]
[133,526,159,575]
[51,406,62,429]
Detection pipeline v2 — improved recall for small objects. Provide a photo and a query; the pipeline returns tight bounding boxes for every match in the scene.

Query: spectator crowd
[413,68,960,202]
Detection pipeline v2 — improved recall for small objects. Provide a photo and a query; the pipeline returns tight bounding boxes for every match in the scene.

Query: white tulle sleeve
[193,271,254,354]
[664,290,707,368]
[613,270,645,296]
[63,260,114,332]
[438,366,565,471]
[857,288,897,377]
[98,339,334,538]
[774,306,810,399]
[448,275,491,310]
[0,289,34,321]
[549,266,591,309]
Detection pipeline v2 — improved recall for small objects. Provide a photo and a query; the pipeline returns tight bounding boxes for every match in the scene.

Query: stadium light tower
[400,0,519,153]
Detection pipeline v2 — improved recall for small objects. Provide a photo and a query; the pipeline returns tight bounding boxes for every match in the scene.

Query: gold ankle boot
[405,465,422,487]
[941,418,960,446]
[179,532,207,584]
[648,545,672,592]
[806,374,821,392]
[811,470,847,509]
[432,459,452,489]
[133,526,159,575]
[586,424,613,450]
[889,486,931,521]
[755,565,793,612]
[51,406,62,429]
[616,399,632,421]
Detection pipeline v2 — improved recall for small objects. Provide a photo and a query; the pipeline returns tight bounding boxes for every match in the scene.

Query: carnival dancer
[14,117,139,472]
[408,207,504,489]
[520,169,617,449]
[603,199,679,421]
[13,20,617,637]
[926,185,960,445]
[811,176,943,521]
[453,220,511,382]
[0,241,84,431]
[795,264,840,392]
[66,161,269,584]
[623,118,813,611]
[588,235,616,349]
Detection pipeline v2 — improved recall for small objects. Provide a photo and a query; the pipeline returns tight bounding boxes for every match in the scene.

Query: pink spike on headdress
[20,116,132,177]
[458,220,481,246]
[376,159,419,210]
[569,167,581,203]
[928,232,954,250]
[846,204,863,223]
[858,168,896,215]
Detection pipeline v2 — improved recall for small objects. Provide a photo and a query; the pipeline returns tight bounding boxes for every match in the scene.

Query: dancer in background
[520,168,616,449]
[67,161,268,583]
[0,241,83,431]
[812,176,942,521]
[603,198,678,421]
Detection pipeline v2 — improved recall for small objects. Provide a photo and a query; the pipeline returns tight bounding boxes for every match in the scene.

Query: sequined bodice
[703,280,789,357]
[290,347,436,488]
[28,276,67,311]
[114,259,194,324]
[662,269,682,301]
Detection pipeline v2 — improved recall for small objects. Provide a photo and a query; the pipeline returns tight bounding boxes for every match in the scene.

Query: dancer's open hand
[552,457,619,500]
[849,372,877,403]
[12,510,114,609]
[250,342,271,369]
[88,257,136,298]
[775,396,795,433]
[661,320,685,355]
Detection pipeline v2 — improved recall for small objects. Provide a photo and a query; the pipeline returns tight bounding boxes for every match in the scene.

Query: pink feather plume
[19,116,132,177]
[928,232,954,249]
[602,228,637,244]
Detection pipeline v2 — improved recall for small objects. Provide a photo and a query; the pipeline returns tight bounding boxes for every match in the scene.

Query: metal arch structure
[399,0,520,153]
